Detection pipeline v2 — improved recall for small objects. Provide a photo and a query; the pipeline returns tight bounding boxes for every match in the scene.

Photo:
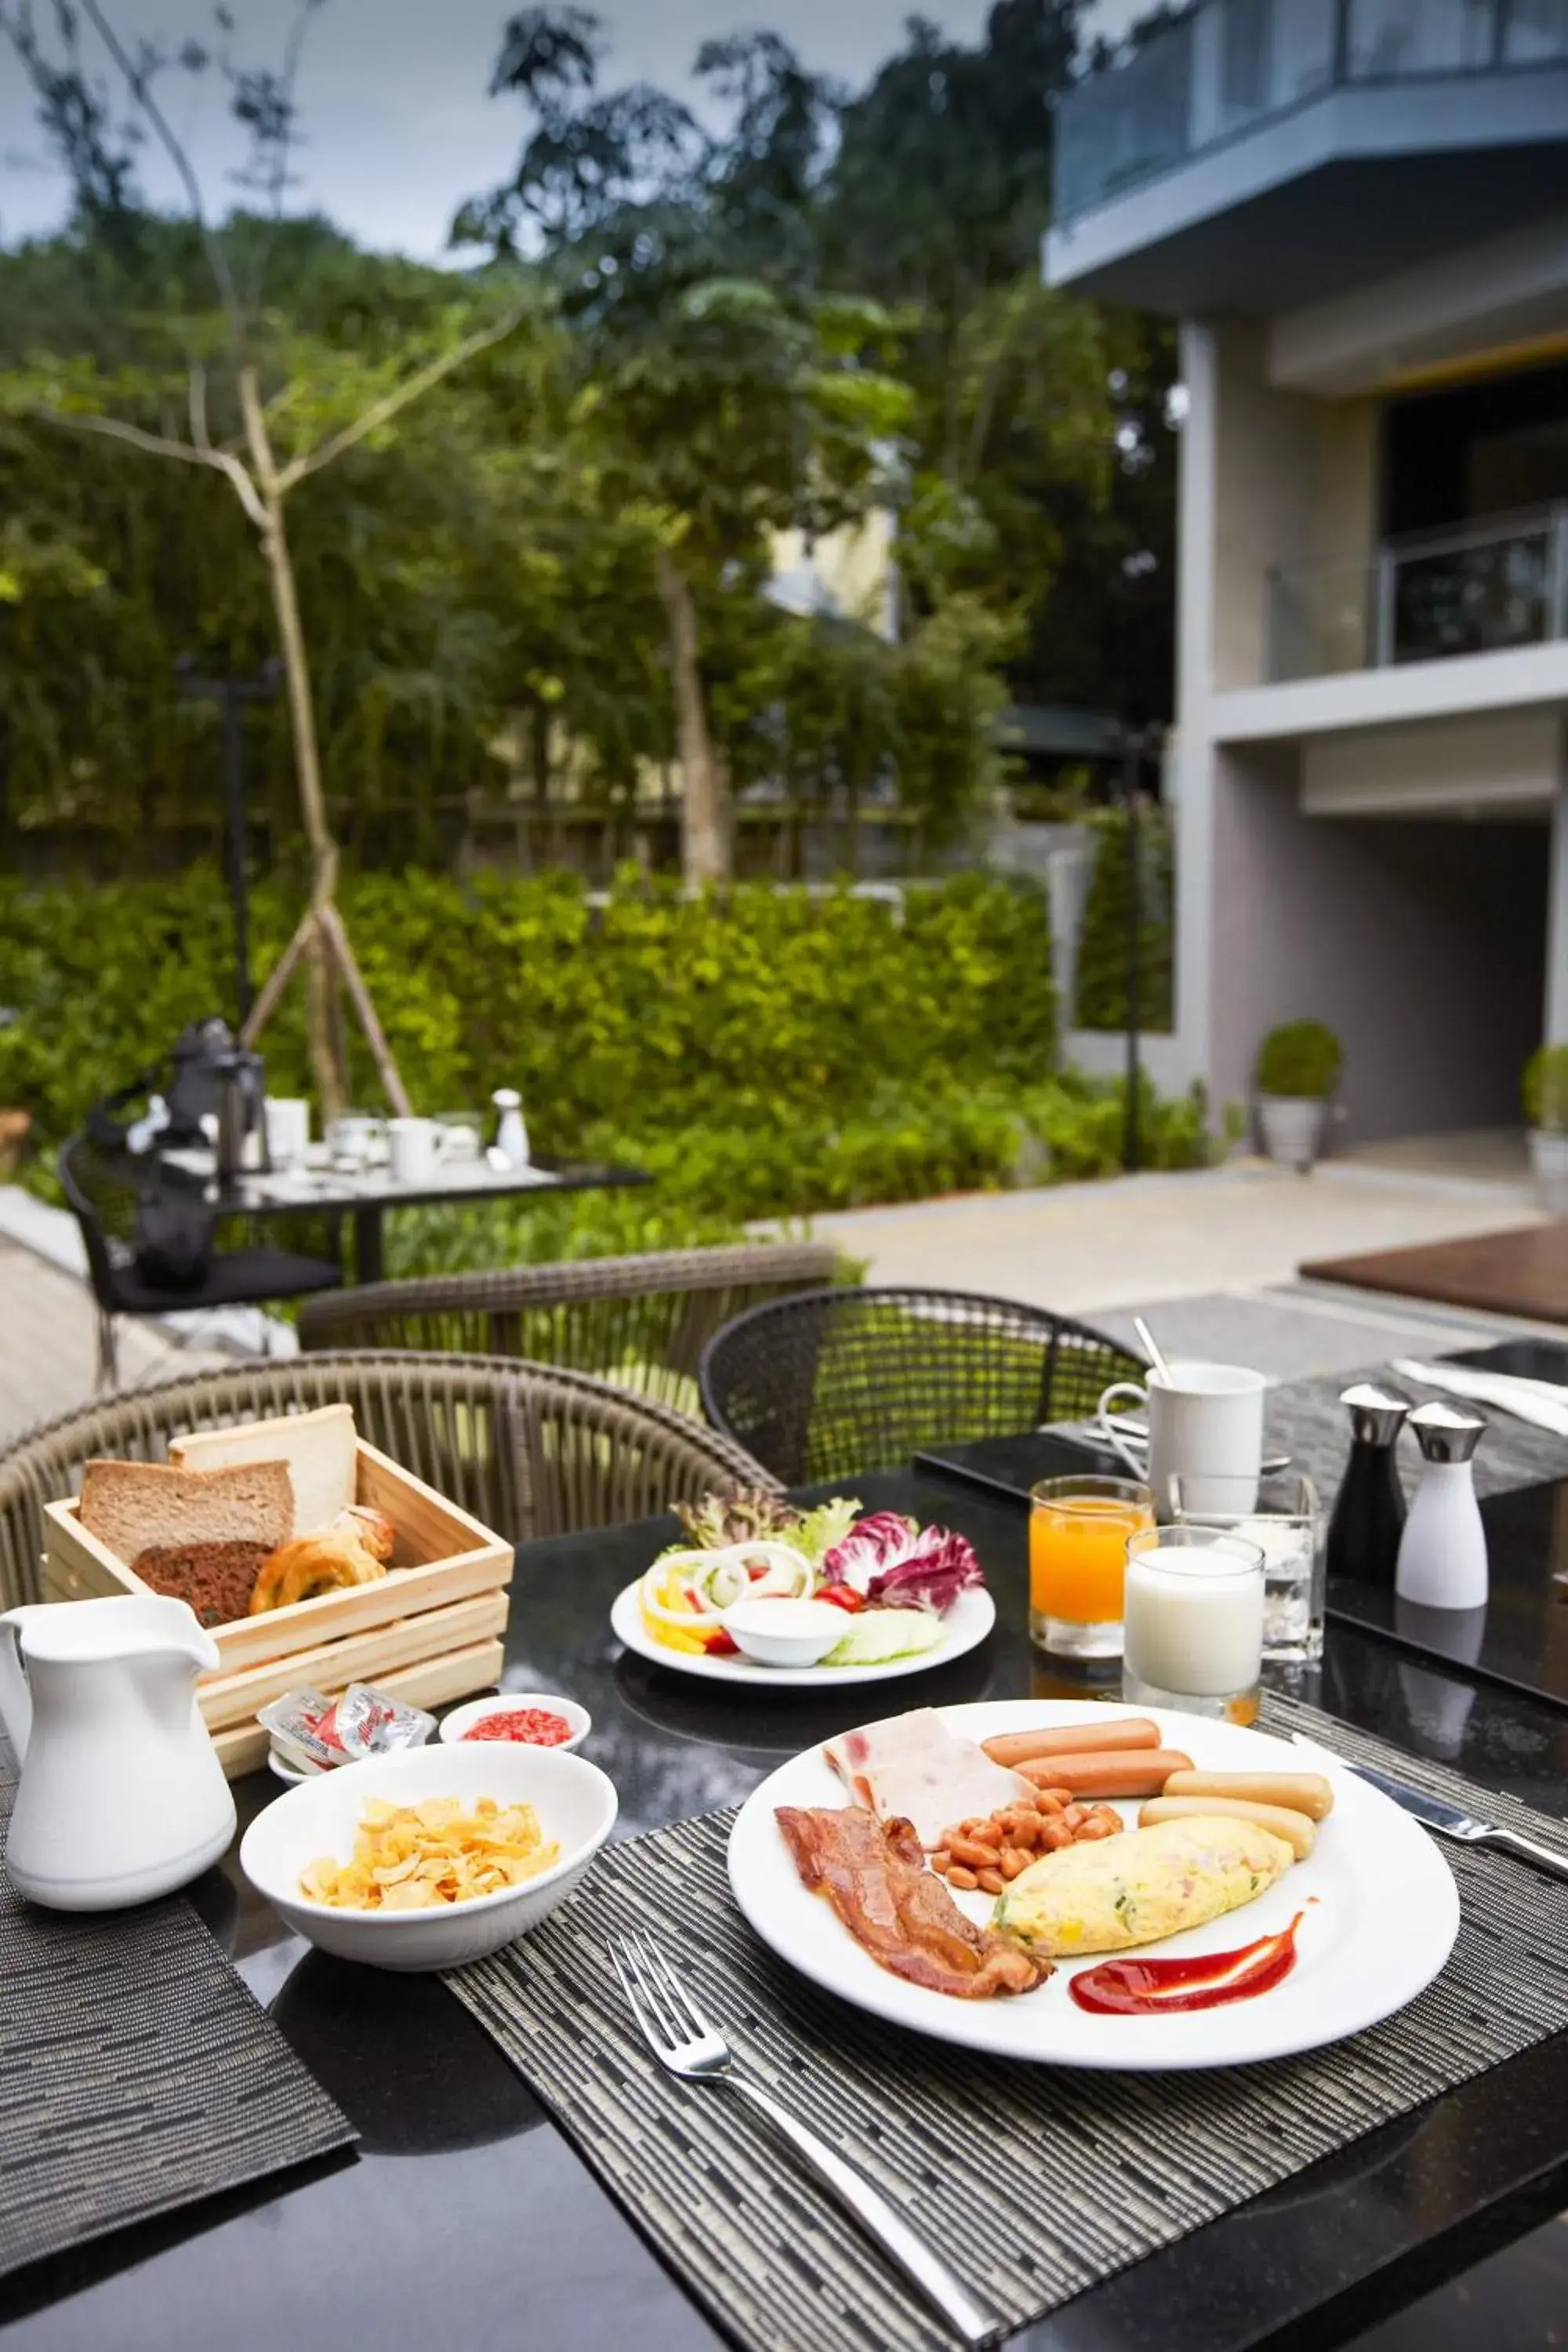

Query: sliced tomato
[704,1628,741,1656]
[816,1584,864,1613]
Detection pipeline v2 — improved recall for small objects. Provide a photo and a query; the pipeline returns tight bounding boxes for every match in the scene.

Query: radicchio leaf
[865,1524,983,1615]
[820,1510,920,1592]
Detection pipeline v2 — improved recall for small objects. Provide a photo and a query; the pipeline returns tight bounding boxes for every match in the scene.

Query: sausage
[1137,1794,1317,1860]
[1160,1769,1334,1822]
[982,1718,1160,1768]
[1017,1748,1193,1797]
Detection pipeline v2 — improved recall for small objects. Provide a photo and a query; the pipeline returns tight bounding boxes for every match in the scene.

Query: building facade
[1047,0,1568,1142]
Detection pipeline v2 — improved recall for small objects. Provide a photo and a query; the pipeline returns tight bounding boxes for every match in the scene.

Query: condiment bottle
[492,1087,529,1169]
[1395,1401,1488,1610]
[1324,1381,1411,1588]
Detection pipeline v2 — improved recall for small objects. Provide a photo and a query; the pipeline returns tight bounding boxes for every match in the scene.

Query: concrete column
[1546,724,1568,1044]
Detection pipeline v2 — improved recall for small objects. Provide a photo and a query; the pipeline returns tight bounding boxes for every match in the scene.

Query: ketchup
[1069,1912,1303,2016]
[462,1707,573,1746]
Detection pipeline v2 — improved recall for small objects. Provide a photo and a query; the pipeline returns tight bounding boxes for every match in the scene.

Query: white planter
[1258,1094,1328,1174]
[1529,1128,1568,1214]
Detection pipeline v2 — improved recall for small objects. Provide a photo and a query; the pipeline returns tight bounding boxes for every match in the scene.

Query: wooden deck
[1301,1221,1568,1327]
[0,1241,230,1447]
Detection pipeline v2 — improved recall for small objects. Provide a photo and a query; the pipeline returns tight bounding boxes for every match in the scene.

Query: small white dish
[439,1691,590,1752]
[721,1595,849,1668]
[240,1741,617,1971]
[267,1747,321,1786]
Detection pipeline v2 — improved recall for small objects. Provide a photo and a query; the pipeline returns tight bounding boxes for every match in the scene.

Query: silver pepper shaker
[1395,1401,1487,1610]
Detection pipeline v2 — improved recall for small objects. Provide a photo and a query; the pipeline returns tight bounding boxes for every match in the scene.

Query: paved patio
[808,1159,1548,1380]
[0,1240,231,1447]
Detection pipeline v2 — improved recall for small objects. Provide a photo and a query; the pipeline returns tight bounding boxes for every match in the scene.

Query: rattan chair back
[699,1286,1146,1486]
[296,1243,840,1411]
[0,1352,775,1612]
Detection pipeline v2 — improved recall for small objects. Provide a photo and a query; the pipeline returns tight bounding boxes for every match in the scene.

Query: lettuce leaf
[789,1496,863,1567]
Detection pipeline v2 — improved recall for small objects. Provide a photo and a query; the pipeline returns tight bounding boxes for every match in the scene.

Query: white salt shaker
[1395,1401,1487,1610]
[491,1087,529,1169]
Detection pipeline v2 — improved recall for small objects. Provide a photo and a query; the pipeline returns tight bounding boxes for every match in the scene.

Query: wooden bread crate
[42,1439,514,1775]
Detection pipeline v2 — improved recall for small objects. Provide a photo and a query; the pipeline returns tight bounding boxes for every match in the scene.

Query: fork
[611,1929,997,2346]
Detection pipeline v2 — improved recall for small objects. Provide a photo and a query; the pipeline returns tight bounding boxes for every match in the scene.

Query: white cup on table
[263,1096,310,1169]
[387,1116,449,1185]
[1097,1359,1268,1518]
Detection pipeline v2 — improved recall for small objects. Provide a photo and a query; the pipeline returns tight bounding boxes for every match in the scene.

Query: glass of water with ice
[1169,1472,1323,1664]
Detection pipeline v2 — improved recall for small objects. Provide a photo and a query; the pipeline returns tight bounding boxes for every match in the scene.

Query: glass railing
[1266,506,1568,681]
[1054,0,1568,224]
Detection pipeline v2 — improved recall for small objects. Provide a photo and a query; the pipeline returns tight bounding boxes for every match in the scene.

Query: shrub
[1523,1044,1568,1134]
[0,866,1057,1165]
[0,869,1210,1273]
[1255,1019,1341,1099]
[1072,802,1174,1034]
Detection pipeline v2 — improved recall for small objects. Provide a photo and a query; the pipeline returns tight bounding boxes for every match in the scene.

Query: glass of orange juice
[1029,1475,1153,1659]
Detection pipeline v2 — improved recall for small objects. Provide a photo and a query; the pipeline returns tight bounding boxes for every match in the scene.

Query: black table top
[5,1465,1567,2352]
[200,1151,650,1221]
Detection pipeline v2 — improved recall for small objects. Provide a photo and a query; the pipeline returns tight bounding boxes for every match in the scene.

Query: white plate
[609,1581,996,1686]
[728,1700,1459,2070]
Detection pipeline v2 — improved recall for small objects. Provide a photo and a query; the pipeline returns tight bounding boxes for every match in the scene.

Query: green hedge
[1073,803,1174,1034]
[0,867,1053,1147]
[0,868,1208,1270]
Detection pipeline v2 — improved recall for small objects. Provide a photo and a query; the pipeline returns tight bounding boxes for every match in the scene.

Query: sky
[0,0,1145,259]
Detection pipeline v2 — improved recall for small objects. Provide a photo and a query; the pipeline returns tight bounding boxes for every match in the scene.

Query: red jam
[462,1707,573,1746]
[1069,1912,1304,2016]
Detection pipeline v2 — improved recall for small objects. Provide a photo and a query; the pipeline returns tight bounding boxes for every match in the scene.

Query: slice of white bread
[79,1458,293,1566]
[169,1402,356,1537]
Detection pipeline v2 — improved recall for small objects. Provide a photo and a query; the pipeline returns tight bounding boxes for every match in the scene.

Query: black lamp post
[175,655,282,1028]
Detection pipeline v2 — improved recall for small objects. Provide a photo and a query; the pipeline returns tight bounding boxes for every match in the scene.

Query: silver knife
[1290,1733,1568,1882]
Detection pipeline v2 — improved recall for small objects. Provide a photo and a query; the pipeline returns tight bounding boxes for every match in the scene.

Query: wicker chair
[699,1286,1147,1486]
[0,1352,776,1613]
[296,1243,840,1414]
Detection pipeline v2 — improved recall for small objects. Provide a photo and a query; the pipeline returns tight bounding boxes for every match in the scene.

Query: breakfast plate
[609,1579,996,1686]
[728,1699,1460,2069]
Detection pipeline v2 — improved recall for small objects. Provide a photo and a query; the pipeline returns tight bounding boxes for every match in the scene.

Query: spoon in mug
[1133,1316,1172,1381]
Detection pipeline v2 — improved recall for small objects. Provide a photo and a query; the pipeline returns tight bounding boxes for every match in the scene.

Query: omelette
[992,1815,1295,1958]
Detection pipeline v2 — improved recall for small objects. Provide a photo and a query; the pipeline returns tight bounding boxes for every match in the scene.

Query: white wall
[1209,744,1549,1140]
[1301,709,1563,816]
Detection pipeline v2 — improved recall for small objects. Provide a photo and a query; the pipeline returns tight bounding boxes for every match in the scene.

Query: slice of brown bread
[78,1458,293,1566]
[132,1541,273,1628]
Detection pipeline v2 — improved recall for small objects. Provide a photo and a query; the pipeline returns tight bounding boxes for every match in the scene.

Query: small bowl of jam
[438,1691,590,1753]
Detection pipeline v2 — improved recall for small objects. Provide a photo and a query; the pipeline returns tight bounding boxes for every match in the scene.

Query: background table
[4,1460,1566,2352]
[205,1152,649,1281]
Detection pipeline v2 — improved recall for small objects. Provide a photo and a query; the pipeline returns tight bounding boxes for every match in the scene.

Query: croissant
[249,1531,387,1615]
[325,1503,396,1563]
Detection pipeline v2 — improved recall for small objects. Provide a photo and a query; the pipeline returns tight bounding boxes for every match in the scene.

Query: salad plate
[728,1699,1459,2070]
[610,1579,995,1686]
[609,1490,997,1686]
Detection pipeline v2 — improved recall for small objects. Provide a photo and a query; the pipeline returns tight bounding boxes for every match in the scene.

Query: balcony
[1046,0,1568,312]
[1056,0,1568,226]
[1267,504,1568,682]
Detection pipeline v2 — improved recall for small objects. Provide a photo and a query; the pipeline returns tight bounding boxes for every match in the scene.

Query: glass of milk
[1122,1526,1266,1724]
[1169,1471,1323,1664]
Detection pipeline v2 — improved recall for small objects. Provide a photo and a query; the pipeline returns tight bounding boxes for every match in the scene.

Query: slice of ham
[824,1708,1036,1848]
[776,1806,1051,1999]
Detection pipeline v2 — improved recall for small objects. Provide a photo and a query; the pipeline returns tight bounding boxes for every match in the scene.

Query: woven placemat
[449,1692,1568,2352]
[0,1738,356,2284]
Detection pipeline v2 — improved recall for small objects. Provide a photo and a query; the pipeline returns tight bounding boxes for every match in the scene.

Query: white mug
[1098,1360,1268,1518]
[387,1116,448,1185]
[263,1096,310,1169]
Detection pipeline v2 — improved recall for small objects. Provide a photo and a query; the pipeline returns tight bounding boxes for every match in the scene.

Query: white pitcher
[0,1596,236,1911]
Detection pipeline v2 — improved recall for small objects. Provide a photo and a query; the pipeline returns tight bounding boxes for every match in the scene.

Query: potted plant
[1523,1045,1568,1211]
[1254,1020,1342,1173]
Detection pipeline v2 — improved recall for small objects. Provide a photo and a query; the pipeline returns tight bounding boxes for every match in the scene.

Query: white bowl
[721,1595,848,1668]
[239,1742,616,1972]
[438,1691,590,1752]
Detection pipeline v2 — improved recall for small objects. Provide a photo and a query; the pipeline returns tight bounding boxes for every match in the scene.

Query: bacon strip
[775,1805,1052,2000]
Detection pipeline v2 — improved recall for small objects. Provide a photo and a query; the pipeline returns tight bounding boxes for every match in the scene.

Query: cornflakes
[299,1794,559,1911]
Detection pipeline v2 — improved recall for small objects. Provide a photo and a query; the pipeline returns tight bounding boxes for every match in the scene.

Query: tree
[460,14,910,884]
[1,0,530,1116]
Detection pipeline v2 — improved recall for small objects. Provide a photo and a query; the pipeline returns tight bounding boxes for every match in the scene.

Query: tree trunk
[237,367,347,1119]
[655,547,730,887]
